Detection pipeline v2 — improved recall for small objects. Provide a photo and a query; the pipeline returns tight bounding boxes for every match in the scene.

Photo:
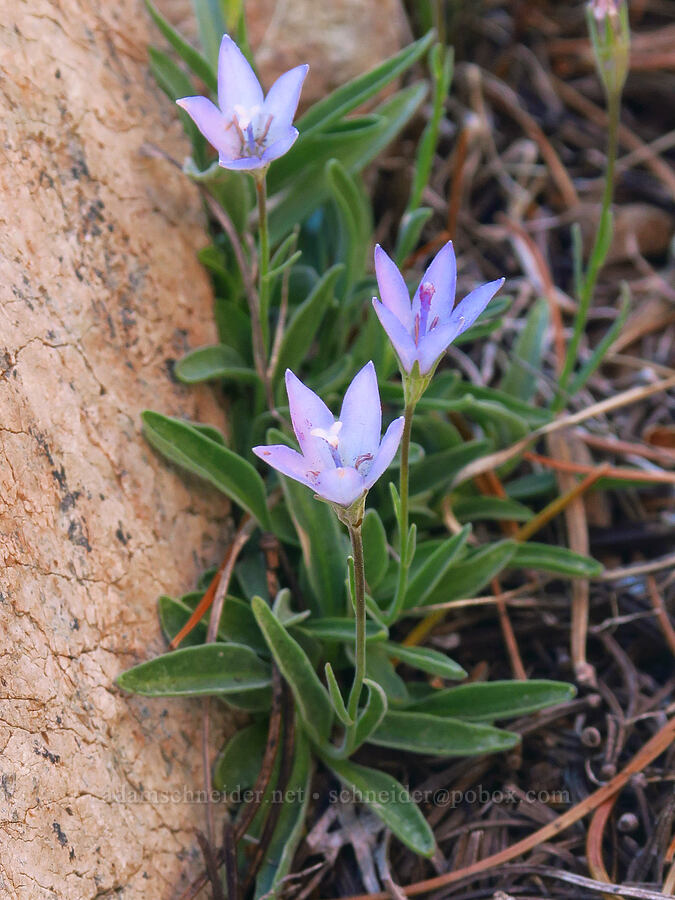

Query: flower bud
[586,0,630,101]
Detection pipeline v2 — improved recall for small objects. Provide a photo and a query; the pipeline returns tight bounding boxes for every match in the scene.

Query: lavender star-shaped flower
[253,362,404,507]
[372,242,505,375]
[177,34,308,172]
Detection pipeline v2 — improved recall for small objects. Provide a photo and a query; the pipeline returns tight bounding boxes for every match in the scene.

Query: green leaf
[272,265,343,380]
[299,618,388,643]
[142,411,271,529]
[365,645,408,704]
[148,47,207,163]
[370,711,520,756]
[158,593,267,654]
[394,207,433,265]
[268,84,427,241]
[116,643,271,697]
[421,540,518,608]
[569,286,630,395]
[252,596,333,744]
[325,662,352,725]
[352,678,388,750]
[144,0,217,92]
[501,298,549,402]
[322,756,435,857]
[297,31,435,135]
[409,680,576,721]
[452,496,533,523]
[509,543,603,578]
[213,720,268,792]
[255,729,312,900]
[362,508,389,590]
[406,44,453,212]
[192,0,227,69]
[410,440,491,495]
[273,588,311,627]
[267,427,346,617]
[326,159,372,294]
[383,643,466,681]
[174,345,258,384]
[404,527,471,609]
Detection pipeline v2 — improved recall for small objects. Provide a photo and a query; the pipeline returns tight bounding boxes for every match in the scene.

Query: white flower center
[310,421,343,449]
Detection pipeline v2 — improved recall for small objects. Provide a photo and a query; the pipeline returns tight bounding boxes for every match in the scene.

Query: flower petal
[314,467,365,507]
[219,155,268,171]
[363,417,405,491]
[176,96,238,157]
[449,277,505,336]
[338,361,381,468]
[260,127,299,163]
[217,33,263,117]
[415,278,504,374]
[252,444,315,489]
[285,369,335,470]
[416,321,461,374]
[412,240,457,324]
[372,300,417,374]
[263,65,309,138]
[374,245,412,330]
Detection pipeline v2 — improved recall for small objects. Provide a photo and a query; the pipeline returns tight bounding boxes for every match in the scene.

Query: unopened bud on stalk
[587,0,630,100]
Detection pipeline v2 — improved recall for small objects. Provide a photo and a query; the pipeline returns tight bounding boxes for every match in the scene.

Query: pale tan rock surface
[0,2,233,897]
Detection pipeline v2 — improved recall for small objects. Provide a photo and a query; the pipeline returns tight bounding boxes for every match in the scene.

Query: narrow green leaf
[325,663,353,725]
[192,0,227,69]
[272,265,343,380]
[300,618,388,643]
[501,298,550,401]
[174,345,257,384]
[409,680,576,720]
[394,207,433,265]
[383,643,466,681]
[410,440,490,495]
[421,540,518,608]
[322,756,435,857]
[365,645,408,704]
[297,31,435,134]
[142,411,271,529]
[213,720,268,792]
[252,596,333,744]
[144,0,217,91]
[116,643,271,697]
[158,593,267,655]
[452,496,533,523]
[255,729,312,899]
[352,678,388,750]
[404,527,471,609]
[362,508,389,590]
[510,543,603,578]
[371,711,520,756]
[569,286,630,395]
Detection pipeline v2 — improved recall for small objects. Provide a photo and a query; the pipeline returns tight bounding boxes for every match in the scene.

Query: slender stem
[255,172,271,355]
[346,524,366,722]
[388,401,415,623]
[554,92,621,410]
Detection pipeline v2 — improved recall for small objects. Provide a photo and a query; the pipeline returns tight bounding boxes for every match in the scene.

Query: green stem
[256,172,271,355]
[346,524,366,722]
[554,92,620,411]
[388,401,415,623]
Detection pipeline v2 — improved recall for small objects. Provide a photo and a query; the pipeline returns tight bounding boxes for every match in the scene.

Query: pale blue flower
[253,362,404,507]
[372,242,505,375]
[177,35,308,172]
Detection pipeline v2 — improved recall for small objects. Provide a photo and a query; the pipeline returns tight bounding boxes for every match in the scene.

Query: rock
[0,1,234,896]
